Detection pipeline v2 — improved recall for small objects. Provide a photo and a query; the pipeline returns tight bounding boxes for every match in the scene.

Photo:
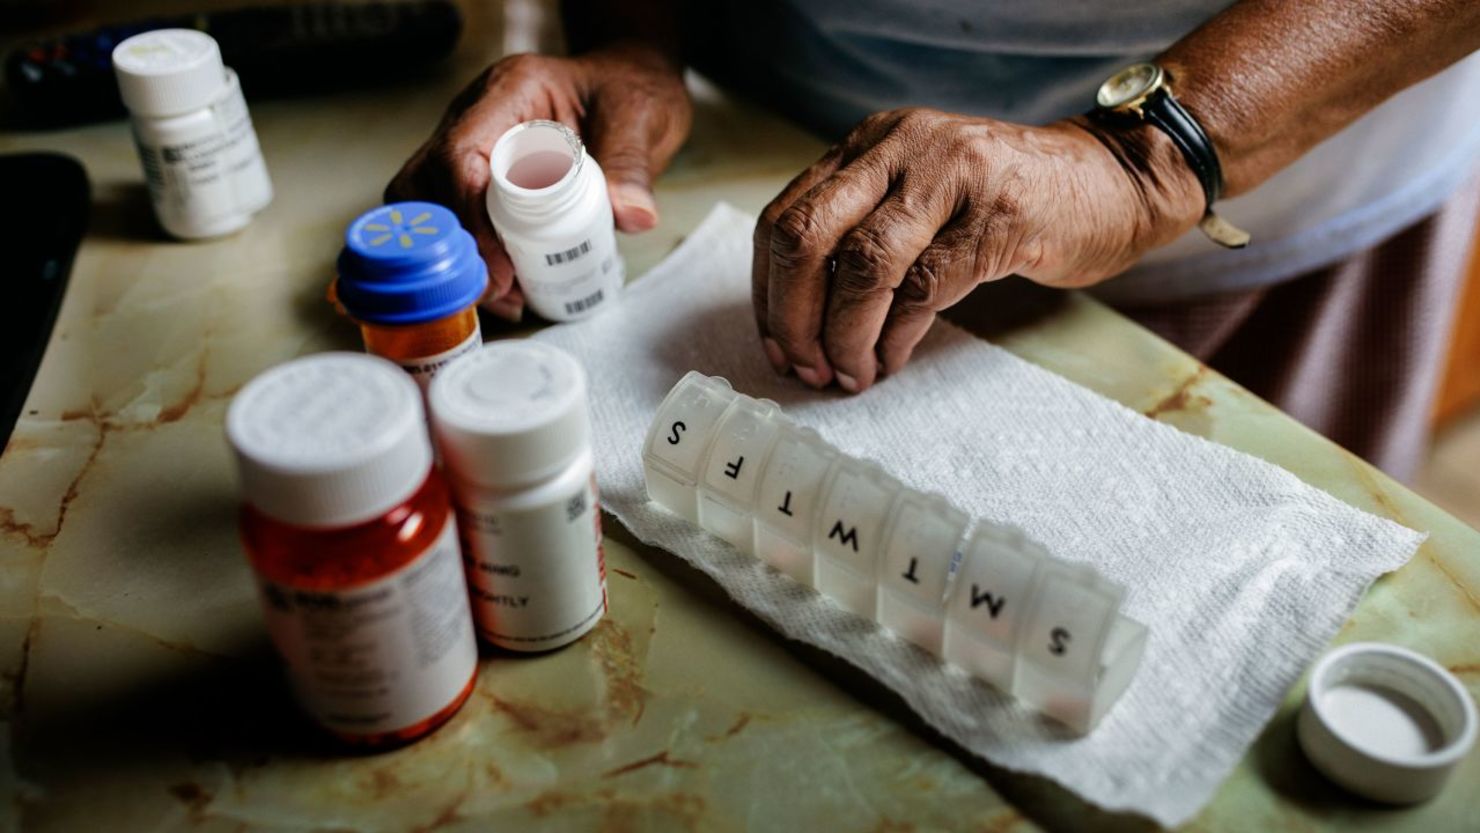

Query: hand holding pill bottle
[485,121,624,322]
[642,371,1148,734]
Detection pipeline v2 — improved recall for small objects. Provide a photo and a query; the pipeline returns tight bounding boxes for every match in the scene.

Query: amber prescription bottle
[429,341,606,651]
[227,352,479,746]
[335,201,488,391]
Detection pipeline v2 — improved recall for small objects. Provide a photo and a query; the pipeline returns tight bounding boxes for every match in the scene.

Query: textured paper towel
[532,203,1423,826]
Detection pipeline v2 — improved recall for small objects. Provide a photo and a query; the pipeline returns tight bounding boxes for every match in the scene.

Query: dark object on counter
[0,154,87,455]
[5,1,462,128]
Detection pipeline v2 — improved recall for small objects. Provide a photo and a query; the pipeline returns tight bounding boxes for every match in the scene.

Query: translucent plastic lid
[226,353,431,527]
[429,341,591,488]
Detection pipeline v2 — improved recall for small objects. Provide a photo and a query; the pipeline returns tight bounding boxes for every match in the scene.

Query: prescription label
[256,519,477,735]
[457,475,606,650]
[396,327,482,393]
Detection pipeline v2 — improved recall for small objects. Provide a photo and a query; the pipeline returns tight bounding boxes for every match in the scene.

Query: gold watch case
[1096,62,1168,117]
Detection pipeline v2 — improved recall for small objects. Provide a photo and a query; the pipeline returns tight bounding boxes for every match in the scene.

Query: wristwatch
[1094,62,1250,249]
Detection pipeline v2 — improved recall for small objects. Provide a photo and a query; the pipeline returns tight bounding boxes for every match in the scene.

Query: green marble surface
[0,5,1476,831]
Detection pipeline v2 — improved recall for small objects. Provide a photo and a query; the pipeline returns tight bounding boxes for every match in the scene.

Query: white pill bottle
[113,29,273,239]
[429,341,607,652]
[485,120,624,321]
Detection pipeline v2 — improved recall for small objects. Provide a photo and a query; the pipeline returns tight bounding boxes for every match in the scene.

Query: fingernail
[836,372,859,393]
[762,338,787,373]
[795,365,823,388]
[611,184,658,232]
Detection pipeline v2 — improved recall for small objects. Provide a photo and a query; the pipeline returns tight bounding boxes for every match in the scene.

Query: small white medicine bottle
[429,341,607,651]
[485,120,624,322]
[113,29,273,239]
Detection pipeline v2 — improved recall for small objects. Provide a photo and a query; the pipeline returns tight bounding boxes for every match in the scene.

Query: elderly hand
[752,108,1203,391]
[388,45,691,320]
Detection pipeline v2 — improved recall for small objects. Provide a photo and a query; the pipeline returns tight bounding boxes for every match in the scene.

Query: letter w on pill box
[641,371,1148,734]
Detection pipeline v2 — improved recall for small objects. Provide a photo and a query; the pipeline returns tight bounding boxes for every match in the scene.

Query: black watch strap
[1142,88,1224,206]
[1094,67,1251,249]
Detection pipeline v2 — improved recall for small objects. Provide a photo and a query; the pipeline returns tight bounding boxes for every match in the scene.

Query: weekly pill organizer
[642,371,1149,734]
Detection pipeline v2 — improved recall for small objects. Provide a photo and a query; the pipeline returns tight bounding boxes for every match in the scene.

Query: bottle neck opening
[489,120,586,220]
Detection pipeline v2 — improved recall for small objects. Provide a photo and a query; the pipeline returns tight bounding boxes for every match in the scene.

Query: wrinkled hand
[753,108,1202,391]
[388,45,691,320]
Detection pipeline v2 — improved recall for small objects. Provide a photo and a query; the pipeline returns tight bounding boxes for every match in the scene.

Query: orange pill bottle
[227,352,478,747]
[335,201,488,391]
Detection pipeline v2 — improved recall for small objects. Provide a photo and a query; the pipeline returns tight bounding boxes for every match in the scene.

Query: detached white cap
[1297,642,1477,804]
[113,29,228,117]
[227,353,432,528]
[429,341,591,488]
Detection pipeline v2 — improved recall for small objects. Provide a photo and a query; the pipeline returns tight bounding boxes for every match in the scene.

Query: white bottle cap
[113,29,228,117]
[1297,642,1477,804]
[429,341,591,489]
[227,353,432,528]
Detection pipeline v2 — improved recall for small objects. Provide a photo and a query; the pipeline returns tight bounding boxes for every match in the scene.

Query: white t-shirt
[698,0,1480,301]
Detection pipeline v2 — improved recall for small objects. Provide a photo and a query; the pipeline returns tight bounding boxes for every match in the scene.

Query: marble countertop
[2,5,1477,831]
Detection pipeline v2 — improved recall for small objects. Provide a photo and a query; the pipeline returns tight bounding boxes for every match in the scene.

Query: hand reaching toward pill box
[752,109,1202,394]
[386,43,691,321]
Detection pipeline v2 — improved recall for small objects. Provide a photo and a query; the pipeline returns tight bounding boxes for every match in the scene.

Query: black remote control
[5,0,462,128]
[0,153,88,454]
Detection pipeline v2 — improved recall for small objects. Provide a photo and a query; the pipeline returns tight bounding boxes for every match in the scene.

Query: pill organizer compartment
[1013,564,1146,734]
[641,372,1147,734]
[813,458,901,617]
[877,493,968,655]
[642,371,737,522]
[697,396,782,550]
[752,424,836,585]
[942,525,1048,690]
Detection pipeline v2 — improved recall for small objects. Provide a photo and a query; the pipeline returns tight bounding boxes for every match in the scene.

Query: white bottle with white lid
[114,29,273,239]
[485,120,624,322]
[429,341,607,651]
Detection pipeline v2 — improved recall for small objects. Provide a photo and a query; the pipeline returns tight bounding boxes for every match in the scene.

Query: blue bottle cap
[336,202,489,325]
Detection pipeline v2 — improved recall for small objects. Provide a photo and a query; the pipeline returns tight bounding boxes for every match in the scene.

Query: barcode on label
[545,240,592,266]
[564,289,605,316]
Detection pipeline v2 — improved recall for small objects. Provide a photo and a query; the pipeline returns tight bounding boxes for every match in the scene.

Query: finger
[767,158,892,387]
[585,84,688,232]
[482,282,524,322]
[389,57,583,322]
[752,147,845,374]
[824,179,955,391]
[877,217,984,374]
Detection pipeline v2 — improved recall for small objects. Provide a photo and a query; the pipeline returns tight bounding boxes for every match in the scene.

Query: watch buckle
[1199,211,1251,249]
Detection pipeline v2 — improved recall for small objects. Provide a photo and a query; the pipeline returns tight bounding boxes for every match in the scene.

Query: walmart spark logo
[362,209,440,249]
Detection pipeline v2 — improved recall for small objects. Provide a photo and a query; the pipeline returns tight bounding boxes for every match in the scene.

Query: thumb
[585,110,662,233]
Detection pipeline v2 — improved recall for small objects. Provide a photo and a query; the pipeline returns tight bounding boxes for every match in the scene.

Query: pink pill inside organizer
[505,150,573,190]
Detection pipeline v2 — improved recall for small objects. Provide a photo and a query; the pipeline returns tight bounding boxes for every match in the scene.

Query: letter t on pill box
[877,492,968,655]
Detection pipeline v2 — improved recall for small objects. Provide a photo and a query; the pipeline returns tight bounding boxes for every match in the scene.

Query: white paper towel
[532,203,1424,826]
